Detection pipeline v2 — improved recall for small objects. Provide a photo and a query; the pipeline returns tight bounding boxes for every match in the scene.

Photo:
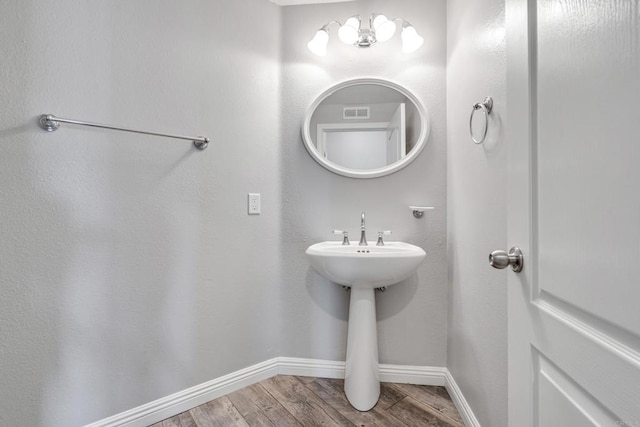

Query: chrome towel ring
[469,97,493,144]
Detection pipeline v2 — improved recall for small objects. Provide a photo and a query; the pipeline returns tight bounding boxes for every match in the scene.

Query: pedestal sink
[305,241,426,411]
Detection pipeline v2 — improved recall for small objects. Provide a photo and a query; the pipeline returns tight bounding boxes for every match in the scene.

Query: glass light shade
[338,17,360,44]
[401,25,424,53]
[373,15,396,42]
[307,29,329,56]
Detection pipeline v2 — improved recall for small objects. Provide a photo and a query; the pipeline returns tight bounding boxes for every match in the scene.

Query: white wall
[0,1,282,426]
[446,0,508,425]
[280,0,448,366]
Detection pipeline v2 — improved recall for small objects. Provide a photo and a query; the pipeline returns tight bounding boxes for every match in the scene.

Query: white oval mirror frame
[301,78,430,179]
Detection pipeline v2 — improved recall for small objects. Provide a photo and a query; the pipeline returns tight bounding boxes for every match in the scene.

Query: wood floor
[151,375,464,427]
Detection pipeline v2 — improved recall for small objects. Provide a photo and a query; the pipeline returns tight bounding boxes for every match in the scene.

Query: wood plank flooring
[151,375,464,427]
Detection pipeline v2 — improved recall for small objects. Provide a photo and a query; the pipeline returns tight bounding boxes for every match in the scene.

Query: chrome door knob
[489,247,523,272]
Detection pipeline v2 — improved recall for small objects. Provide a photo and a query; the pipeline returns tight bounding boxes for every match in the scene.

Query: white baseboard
[85,358,480,427]
[444,369,482,427]
[277,357,345,379]
[276,357,447,386]
[380,364,447,386]
[85,358,280,427]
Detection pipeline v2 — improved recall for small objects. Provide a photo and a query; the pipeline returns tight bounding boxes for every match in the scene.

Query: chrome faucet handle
[376,230,392,246]
[332,229,350,246]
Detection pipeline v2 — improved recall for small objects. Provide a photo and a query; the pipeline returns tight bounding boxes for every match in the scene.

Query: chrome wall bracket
[39,114,61,132]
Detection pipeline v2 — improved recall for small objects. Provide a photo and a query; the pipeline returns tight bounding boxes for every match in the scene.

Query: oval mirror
[302,78,429,178]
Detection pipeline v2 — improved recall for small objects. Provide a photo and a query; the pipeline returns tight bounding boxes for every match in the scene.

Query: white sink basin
[305,240,427,412]
[306,241,426,288]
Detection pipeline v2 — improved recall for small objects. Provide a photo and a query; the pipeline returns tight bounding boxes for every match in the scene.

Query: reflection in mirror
[302,79,429,178]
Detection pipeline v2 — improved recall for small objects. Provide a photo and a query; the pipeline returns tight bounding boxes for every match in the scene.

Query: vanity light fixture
[307,13,424,56]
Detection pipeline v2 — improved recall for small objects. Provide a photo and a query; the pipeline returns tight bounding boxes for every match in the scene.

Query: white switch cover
[248,193,261,215]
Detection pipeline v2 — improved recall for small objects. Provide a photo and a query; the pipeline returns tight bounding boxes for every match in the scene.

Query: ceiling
[269,0,356,5]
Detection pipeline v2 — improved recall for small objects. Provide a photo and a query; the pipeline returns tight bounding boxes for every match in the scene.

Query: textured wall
[0,1,281,426]
[0,1,450,425]
[446,0,508,425]
[279,0,448,366]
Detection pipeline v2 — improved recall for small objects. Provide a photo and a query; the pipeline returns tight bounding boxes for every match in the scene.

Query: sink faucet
[359,211,367,246]
[332,230,350,245]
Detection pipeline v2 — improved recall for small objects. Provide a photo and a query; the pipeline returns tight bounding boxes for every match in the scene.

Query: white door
[386,103,406,163]
[507,1,640,426]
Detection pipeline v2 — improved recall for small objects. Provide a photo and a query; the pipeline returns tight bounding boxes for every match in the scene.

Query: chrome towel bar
[39,114,209,150]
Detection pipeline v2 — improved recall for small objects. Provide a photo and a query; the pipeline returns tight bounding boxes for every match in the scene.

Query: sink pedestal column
[344,286,380,411]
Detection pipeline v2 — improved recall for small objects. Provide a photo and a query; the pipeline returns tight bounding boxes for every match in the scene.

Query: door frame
[506,0,537,424]
[316,122,390,159]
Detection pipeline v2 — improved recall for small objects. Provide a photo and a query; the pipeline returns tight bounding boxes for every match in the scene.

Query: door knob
[489,247,523,272]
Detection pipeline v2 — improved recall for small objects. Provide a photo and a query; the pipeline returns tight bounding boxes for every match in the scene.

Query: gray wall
[446,0,508,425]
[0,1,453,426]
[280,0,448,366]
[0,1,282,426]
